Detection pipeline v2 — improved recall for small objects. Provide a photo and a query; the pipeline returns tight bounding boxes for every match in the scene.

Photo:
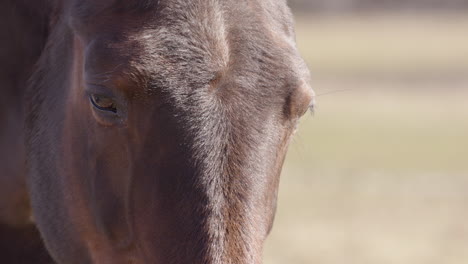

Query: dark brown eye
[89,94,117,113]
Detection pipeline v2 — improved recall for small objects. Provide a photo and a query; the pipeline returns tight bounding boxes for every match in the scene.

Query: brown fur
[1,1,314,263]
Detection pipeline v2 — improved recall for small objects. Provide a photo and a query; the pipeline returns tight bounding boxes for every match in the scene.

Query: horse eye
[89,94,117,113]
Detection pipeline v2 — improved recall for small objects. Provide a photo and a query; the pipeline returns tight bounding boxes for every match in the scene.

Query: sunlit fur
[2,0,313,263]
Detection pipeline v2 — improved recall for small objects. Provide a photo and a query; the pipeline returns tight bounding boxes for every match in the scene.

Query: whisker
[316,88,355,97]
[308,88,358,116]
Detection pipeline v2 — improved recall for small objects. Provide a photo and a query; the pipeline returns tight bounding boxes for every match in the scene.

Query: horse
[0,0,314,263]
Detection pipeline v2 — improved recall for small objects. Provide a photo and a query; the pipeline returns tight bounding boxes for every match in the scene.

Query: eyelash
[89,94,117,113]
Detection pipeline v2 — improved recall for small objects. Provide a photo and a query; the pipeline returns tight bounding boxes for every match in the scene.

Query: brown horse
[1,0,314,263]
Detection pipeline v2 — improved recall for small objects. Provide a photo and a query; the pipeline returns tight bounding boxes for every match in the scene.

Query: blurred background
[264,1,468,263]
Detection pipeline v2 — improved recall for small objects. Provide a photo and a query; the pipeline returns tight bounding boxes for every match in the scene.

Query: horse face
[26,1,314,263]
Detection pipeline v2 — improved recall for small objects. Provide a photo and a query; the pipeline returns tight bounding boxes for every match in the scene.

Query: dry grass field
[264,12,468,264]
[294,12,468,77]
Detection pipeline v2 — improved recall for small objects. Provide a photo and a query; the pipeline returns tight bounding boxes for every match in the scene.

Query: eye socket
[89,94,117,113]
[85,85,127,126]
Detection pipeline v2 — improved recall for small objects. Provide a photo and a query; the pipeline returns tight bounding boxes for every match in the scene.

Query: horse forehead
[135,3,297,74]
[78,0,300,95]
[72,0,294,47]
